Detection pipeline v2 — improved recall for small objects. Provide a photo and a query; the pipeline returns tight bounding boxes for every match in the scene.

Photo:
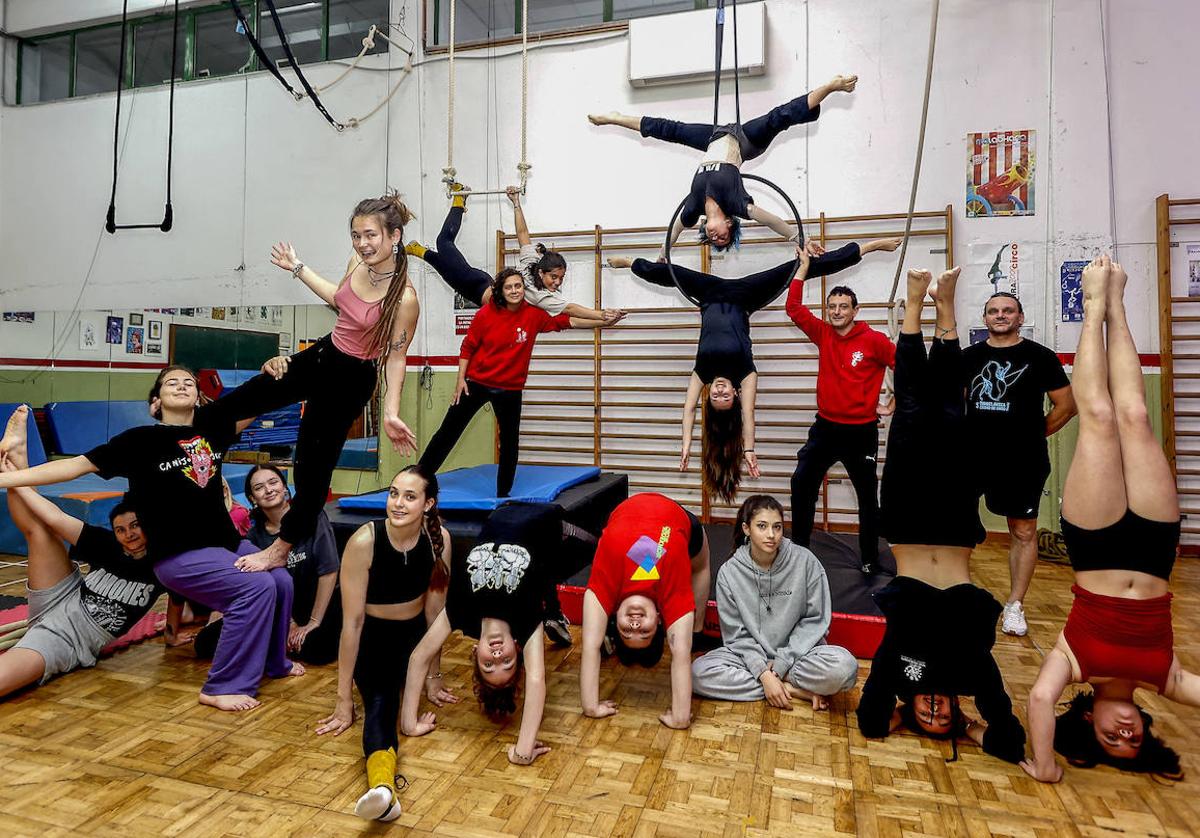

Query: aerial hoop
[662,173,805,307]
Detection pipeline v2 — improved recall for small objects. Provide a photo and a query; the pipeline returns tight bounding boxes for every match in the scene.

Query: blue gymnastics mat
[338,464,602,512]
[0,404,47,466]
[45,400,156,455]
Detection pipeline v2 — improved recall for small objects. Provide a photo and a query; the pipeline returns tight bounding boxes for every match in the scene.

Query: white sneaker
[355,786,401,821]
[1002,601,1027,636]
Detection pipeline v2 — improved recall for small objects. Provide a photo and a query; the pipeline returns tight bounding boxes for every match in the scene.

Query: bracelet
[291,261,305,278]
[426,672,444,680]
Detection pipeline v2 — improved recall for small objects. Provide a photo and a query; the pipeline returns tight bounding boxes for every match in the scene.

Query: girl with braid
[315,465,452,823]
[217,192,420,573]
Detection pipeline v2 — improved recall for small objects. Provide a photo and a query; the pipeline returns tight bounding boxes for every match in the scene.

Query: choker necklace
[367,264,393,286]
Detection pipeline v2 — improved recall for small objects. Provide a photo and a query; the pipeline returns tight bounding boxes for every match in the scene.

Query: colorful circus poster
[966,130,1036,218]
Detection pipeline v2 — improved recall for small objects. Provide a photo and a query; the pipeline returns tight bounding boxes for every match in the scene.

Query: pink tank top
[331,279,383,360]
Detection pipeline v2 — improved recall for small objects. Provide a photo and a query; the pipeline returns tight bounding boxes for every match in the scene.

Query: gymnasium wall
[1,0,1197,527]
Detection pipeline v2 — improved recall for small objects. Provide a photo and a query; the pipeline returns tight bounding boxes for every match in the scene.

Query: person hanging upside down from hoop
[855,267,1027,765]
[405,184,625,324]
[218,192,420,573]
[1022,255,1198,783]
[418,268,617,498]
[608,237,900,502]
[589,75,857,251]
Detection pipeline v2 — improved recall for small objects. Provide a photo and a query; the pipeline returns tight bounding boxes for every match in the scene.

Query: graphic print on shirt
[626,526,672,581]
[900,654,927,682]
[178,436,215,488]
[969,360,1028,411]
[80,568,158,634]
[466,542,531,594]
[850,350,864,367]
[515,327,528,344]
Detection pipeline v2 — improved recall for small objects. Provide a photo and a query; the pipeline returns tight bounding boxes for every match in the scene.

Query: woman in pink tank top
[211,192,420,570]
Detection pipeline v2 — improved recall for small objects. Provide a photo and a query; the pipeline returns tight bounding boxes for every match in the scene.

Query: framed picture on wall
[129,313,144,326]
[106,316,123,344]
[126,327,144,354]
[149,320,162,340]
[147,343,162,355]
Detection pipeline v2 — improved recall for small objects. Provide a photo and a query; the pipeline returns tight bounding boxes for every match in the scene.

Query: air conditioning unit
[628,2,767,88]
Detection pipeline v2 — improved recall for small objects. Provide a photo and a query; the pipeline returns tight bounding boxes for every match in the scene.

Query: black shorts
[1061,511,1180,581]
[683,508,705,557]
[976,462,1050,520]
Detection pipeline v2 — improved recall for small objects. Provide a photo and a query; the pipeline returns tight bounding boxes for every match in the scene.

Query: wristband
[291,261,305,278]
[426,672,444,680]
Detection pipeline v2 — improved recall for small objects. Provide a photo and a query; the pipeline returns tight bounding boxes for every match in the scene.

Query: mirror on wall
[0,303,379,473]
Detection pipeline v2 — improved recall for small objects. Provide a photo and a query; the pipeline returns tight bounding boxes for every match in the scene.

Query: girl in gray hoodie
[692,495,857,710]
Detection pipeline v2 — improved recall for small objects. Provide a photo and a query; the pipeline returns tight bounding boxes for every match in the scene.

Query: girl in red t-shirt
[579,493,711,729]
[418,269,613,497]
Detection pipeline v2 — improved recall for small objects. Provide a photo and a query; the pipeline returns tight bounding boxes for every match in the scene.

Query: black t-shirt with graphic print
[247,511,339,624]
[962,339,1069,467]
[445,502,561,644]
[71,524,165,637]
[84,403,242,561]
[681,162,753,228]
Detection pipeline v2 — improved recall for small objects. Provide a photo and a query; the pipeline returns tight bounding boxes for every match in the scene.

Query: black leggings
[193,595,342,665]
[880,333,984,548]
[354,613,427,756]
[639,94,819,162]
[631,243,862,312]
[418,382,523,497]
[215,335,377,545]
[422,206,493,306]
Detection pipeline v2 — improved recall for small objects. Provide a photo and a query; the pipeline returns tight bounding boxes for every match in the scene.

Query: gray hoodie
[715,538,833,680]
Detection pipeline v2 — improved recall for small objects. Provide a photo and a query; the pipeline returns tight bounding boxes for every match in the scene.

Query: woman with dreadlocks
[214,192,420,573]
[855,266,1026,764]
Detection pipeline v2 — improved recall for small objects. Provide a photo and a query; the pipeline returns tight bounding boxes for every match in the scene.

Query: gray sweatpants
[692,644,858,701]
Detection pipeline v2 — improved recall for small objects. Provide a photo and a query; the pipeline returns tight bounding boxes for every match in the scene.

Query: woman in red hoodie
[418,269,610,497]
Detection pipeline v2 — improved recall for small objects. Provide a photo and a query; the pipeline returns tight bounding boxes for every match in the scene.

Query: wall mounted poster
[1060,260,1087,322]
[1189,244,1200,297]
[967,130,1035,217]
[149,320,162,340]
[79,320,98,350]
[106,316,123,344]
[126,327,144,354]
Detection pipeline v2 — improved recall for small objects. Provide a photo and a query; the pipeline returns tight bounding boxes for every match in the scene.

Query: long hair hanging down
[350,190,416,358]
[702,388,744,503]
[1054,690,1183,779]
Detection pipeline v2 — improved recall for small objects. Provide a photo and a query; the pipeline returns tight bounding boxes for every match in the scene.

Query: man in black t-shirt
[1,410,164,698]
[962,292,1075,636]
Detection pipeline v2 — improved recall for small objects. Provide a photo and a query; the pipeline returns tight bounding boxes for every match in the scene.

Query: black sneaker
[544,613,572,647]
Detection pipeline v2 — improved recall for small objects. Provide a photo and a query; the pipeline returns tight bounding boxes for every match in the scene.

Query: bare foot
[783,683,830,711]
[829,74,858,93]
[288,661,306,677]
[607,256,633,269]
[0,404,29,466]
[199,692,261,712]
[928,266,962,305]
[1107,257,1128,301]
[1081,255,1110,302]
[865,236,903,254]
[906,268,933,305]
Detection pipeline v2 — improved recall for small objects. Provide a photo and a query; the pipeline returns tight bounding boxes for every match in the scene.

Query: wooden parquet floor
[1,544,1198,837]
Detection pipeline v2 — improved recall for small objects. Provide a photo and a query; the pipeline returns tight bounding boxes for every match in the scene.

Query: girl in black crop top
[401,502,568,768]
[315,465,451,824]
[588,75,856,252]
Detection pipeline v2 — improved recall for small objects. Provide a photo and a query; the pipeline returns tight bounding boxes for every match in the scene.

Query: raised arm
[315,524,372,736]
[508,625,550,765]
[269,243,346,308]
[579,590,615,718]
[680,373,703,473]
[747,204,799,243]
[400,609,453,736]
[508,186,532,248]
[740,373,760,479]
[661,613,695,729]
[382,288,420,456]
[0,456,97,490]
[1020,645,1073,783]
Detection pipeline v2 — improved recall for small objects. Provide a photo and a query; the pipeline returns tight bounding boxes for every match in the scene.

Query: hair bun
[534,243,547,255]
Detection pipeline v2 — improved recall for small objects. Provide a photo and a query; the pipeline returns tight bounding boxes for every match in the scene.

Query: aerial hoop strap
[712,0,741,127]
[228,1,299,98]
[663,173,803,307]
[260,0,345,130]
[105,0,179,234]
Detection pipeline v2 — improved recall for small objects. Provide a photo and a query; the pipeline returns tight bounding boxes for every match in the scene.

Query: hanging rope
[105,0,179,233]
[516,0,531,189]
[885,0,942,338]
[442,0,458,188]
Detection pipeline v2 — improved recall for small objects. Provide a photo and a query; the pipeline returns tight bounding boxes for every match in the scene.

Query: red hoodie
[786,280,895,424]
[460,301,571,390]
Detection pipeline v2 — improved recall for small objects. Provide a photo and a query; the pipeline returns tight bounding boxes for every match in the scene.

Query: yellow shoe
[405,241,427,259]
[450,182,468,209]
[355,748,401,821]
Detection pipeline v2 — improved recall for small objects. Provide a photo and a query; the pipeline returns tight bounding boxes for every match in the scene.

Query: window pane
[194,8,253,78]
[434,0,515,44]
[328,0,389,60]
[74,26,125,96]
[20,37,71,103]
[260,0,324,67]
[527,0,603,33]
[133,17,186,87]
[611,0,697,21]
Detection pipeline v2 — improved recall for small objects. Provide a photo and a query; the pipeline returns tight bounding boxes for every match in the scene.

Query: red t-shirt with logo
[786,280,895,424]
[460,301,571,390]
[587,493,696,627]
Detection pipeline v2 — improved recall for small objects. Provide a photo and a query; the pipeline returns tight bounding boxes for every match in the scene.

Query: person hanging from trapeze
[406,184,625,324]
[607,236,900,502]
[589,75,857,252]
[1021,255,1197,783]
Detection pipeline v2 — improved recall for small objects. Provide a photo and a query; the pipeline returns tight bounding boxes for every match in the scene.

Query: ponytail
[426,496,449,592]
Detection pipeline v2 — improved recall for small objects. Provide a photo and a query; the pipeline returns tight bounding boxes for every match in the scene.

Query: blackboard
[169,324,279,371]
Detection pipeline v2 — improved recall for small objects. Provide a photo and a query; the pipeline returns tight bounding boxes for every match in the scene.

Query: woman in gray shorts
[0,406,163,698]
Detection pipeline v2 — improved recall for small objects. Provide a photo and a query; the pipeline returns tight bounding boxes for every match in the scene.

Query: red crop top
[1062,585,1174,694]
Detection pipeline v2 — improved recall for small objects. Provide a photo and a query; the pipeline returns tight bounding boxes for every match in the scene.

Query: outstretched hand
[805,240,826,258]
[261,355,291,380]
[404,711,438,737]
[583,700,618,719]
[271,242,300,273]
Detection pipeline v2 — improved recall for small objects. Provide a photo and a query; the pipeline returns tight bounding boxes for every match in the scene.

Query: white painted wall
[1,0,1198,360]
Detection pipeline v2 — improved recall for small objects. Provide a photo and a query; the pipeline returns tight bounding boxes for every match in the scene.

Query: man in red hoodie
[786,280,894,574]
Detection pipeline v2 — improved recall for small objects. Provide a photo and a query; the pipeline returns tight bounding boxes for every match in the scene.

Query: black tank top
[366,520,436,605]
